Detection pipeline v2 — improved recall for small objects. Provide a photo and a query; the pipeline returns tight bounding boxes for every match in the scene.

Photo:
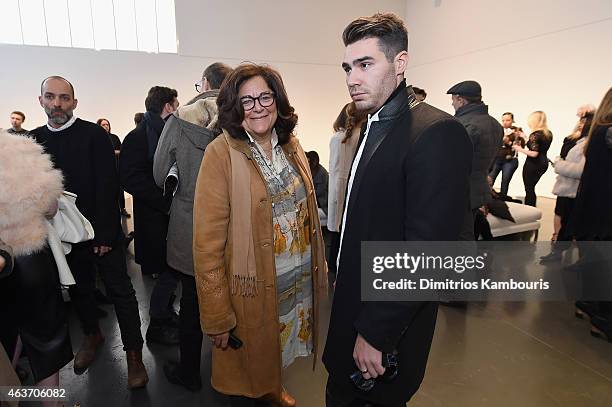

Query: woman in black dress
[514,111,553,206]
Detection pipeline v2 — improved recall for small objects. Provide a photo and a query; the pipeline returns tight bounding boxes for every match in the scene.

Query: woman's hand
[209,332,230,349]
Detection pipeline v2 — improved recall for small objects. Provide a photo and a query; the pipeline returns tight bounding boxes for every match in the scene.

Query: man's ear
[38,96,44,107]
[73,98,78,110]
[395,51,408,76]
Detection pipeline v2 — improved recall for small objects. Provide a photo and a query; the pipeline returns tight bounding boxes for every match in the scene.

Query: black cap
[446,80,482,97]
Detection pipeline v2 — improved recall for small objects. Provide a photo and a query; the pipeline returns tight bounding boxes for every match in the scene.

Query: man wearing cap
[448,80,503,239]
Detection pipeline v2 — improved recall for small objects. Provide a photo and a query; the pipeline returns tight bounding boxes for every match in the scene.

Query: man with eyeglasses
[153,62,232,392]
[192,62,233,103]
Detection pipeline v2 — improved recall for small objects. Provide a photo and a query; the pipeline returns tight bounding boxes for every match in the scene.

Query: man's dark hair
[145,86,178,115]
[134,112,144,125]
[216,63,298,145]
[203,62,233,90]
[11,111,25,121]
[342,13,408,62]
[502,112,514,120]
[40,75,75,97]
[413,87,427,100]
[462,95,482,104]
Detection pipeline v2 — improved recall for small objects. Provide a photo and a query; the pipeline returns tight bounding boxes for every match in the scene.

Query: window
[0,0,177,53]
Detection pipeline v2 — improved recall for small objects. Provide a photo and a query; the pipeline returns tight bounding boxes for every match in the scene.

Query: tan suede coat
[193,132,327,402]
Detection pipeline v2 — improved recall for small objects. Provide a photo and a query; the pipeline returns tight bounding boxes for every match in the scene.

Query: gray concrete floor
[57,197,612,406]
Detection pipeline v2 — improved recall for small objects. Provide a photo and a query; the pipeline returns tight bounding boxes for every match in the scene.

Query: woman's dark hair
[333,104,350,132]
[332,103,366,142]
[344,103,367,143]
[96,118,110,132]
[217,63,297,144]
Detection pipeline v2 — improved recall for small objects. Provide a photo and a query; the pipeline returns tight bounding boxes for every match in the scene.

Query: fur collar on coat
[0,131,64,256]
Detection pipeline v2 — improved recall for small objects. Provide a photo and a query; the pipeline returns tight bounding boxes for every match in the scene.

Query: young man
[7,111,30,137]
[324,14,473,407]
[31,76,147,389]
[120,86,181,346]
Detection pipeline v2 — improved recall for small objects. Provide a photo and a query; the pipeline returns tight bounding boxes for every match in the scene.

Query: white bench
[487,202,542,240]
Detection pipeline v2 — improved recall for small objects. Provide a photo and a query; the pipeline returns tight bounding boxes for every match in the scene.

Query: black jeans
[325,377,405,407]
[489,157,518,197]
[67,236,143,351]
[474,208,493,241]
[149,266,180,319]
[178,272,203,377]
[522,159,548,207]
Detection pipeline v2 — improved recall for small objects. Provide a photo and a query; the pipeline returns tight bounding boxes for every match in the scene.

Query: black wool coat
[323,86,473,405]
[32,119,121,246]
[119,121,171,273]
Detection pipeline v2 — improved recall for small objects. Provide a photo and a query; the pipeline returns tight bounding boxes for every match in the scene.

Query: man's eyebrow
[353,56,374,65]
[342,56,374,69]
[43,92,71,97]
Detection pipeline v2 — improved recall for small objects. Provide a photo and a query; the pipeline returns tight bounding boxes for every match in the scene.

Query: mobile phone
[228,331,243,349]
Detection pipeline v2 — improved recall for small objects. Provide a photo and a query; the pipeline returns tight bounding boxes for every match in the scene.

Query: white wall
[0,0,406,169]
[405,0,612,198]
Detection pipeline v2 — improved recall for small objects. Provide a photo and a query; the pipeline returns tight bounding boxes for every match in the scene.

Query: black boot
[146,318,179,345]
[163,361,202,392]
[590,316,612,342]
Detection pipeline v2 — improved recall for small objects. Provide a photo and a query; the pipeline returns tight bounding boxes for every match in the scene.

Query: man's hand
[209,332,230,350]
[0,256,5,272]
[353,333,385,380]
[93,245,112,257]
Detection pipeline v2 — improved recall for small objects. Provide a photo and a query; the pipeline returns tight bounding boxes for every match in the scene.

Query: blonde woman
[513,111,553,206]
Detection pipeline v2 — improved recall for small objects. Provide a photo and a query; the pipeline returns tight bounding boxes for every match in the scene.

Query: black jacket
[571,125,612,240]
[32,119,121,246]
[119,117,171,272]
[323,85,472,405]
[455,103,503,209]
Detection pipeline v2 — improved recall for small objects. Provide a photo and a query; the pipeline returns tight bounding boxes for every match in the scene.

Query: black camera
[349,353,399,392]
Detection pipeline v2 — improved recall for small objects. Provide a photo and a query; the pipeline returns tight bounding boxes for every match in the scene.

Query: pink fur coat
[0,131,64,256]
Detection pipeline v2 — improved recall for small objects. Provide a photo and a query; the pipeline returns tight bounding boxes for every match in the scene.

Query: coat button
[263,242,270,247]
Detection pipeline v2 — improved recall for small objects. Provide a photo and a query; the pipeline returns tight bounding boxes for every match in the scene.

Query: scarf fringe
[231,275,258,297]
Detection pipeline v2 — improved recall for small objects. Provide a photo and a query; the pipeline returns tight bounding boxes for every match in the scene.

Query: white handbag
[51,191,95,253]
[47,191,95,286]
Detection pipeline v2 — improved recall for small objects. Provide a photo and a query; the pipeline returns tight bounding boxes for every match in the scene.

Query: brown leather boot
[126,349,149,389]
[73,331,104,374]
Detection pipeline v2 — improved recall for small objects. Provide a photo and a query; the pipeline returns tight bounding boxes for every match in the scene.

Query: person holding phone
[193,63,327,407]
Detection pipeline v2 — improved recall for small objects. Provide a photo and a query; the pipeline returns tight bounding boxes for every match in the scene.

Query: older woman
[193,63,327,406]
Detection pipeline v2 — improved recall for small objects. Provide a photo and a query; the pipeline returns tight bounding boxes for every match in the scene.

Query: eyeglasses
[240,92,275,111]
[195,78,205,93]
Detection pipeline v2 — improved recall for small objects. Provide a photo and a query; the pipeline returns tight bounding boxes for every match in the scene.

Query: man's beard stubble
[45,107,73,125]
